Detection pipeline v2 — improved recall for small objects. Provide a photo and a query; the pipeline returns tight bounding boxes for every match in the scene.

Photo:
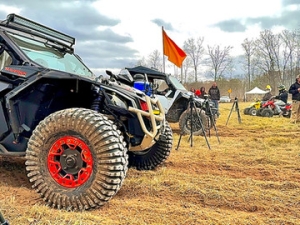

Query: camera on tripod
[200,94,212,116]
[176,92,220,150]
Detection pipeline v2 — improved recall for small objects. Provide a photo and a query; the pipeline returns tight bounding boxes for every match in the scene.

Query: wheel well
[166,97,188,122]
[11,78,94,138]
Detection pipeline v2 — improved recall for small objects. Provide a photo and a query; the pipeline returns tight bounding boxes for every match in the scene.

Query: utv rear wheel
[25,108,128,210]
[179,108,209,136]
[128,122,173,170]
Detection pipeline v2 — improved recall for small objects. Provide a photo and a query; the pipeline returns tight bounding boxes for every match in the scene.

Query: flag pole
[162,26,165,73]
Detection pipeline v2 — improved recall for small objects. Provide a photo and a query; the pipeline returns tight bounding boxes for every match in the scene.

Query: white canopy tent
[244,87,267,101]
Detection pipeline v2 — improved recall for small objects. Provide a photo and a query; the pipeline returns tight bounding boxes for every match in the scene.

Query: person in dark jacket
[274,85,288,116]
[208,82,220,116]
[288,74,300,123]
[275,85,288,104]
[199,86,207,99]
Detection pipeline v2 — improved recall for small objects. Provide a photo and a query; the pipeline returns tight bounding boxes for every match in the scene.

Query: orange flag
[163,29,187,68]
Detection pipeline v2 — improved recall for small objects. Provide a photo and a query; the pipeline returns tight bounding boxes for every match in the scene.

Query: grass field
[0,101,299,225]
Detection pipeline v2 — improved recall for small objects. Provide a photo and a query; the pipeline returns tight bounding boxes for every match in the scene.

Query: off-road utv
[0,14,173,210]
[110,66,217,136]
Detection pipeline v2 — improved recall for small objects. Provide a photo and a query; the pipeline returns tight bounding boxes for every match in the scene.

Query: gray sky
[1,0,299,75]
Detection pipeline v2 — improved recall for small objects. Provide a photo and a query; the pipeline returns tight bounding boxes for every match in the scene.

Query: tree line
[135,28,300,100]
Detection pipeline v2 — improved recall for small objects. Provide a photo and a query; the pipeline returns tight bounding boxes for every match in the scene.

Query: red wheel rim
[47,136,93,188]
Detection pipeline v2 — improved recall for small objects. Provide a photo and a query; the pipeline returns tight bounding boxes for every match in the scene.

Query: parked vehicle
[219,96,231,103]
[117,66,218,136]
[243,100,262,116]
[0,14,173,210]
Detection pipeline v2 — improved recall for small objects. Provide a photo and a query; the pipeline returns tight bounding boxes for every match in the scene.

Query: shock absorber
[91,86,104,112]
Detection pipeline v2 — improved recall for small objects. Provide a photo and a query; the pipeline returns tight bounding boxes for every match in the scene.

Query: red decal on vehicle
[4,67,27,76]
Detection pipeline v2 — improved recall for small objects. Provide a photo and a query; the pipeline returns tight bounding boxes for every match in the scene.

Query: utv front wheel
[128,122,173,170]
[25,108,128,210]
[179,108,209,136]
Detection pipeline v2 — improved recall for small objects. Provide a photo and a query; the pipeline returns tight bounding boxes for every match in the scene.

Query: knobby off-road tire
[283,110,291,118]
[25,108,128,210]
[128,122,173,170]
[248,108,257,116]
[178,108,209,136]
[261,108,274,117]
[256,108,263,116]
[243,107,250,115]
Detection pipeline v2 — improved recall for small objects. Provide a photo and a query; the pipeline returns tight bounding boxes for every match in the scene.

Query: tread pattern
[25,108,128,210]
[128,122,173,170]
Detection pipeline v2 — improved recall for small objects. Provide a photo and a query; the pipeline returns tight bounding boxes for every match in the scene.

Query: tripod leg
[208,108,221,144]
[194,107,211,150]
[177,101,194,149]
[190,103,193,147]
[226,101,236,125]
[175,132,183,150]
[235,99,242,124]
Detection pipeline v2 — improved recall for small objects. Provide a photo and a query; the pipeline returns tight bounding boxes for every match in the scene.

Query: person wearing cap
[262,85,273,102]
[274,85,288,116]
[288,74,300,123]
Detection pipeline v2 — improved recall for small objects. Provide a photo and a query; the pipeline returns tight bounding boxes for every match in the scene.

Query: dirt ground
[0,102,300,224]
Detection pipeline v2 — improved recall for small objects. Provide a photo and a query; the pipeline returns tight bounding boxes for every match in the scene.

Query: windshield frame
[7,31,95,78]
[168,76,186,91]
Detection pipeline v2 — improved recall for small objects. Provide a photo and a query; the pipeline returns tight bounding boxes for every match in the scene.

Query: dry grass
[1,101,300,225]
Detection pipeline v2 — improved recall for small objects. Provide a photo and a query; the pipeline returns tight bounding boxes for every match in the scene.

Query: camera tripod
[176,95,211,150]
[199,96,220,144]
[226,97,242,125]
[0,210,9,225]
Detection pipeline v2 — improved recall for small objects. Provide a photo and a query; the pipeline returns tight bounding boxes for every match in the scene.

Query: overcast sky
[1,0,299,75]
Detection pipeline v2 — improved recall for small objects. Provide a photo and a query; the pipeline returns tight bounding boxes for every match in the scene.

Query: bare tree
[183,37,205,82]
[280,29,298,86]
[241,38,257,89]
[295,29,300,80]
[135,56,148,67]
[147,50,162,71]
[207,45,233,81]
[182,56,193,83]
[254,30,281,87]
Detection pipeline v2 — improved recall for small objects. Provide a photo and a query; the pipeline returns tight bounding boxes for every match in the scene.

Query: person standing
[288,75,300,123]
[194,89,201,97]
[208,82,220,116]
[199,86,207,99]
